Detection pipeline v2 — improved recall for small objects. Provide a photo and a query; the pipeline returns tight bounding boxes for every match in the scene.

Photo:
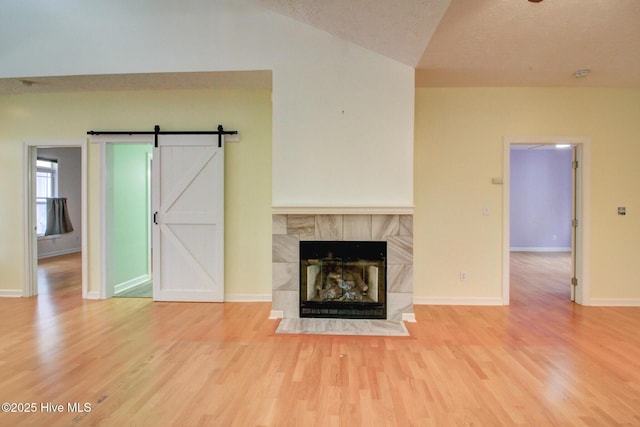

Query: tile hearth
[272,213,414,321]
[275,318,409,336]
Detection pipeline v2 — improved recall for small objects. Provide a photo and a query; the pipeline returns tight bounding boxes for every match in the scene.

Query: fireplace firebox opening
[300,241,386,319]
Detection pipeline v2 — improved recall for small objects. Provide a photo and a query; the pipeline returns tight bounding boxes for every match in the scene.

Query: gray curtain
[45,197,74,236]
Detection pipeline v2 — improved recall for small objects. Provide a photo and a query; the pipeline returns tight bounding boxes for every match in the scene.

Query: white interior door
[152,134,224,302]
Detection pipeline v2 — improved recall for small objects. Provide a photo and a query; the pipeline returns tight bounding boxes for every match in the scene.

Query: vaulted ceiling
[252,0,452,67]
[257,0,640,87]
[1,0,639,93]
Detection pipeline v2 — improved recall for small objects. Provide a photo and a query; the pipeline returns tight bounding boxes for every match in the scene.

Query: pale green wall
[414,87,640,303]
[0,89,272,297]
[112,144,152,287]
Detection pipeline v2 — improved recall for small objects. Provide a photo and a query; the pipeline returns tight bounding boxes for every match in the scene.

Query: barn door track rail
[87,124,237,147]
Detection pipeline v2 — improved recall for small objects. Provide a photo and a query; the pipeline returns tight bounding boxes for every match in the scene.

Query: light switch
[618,207,626,216]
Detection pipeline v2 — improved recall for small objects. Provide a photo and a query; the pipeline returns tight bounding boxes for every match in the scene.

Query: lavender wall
[510,149,572,250]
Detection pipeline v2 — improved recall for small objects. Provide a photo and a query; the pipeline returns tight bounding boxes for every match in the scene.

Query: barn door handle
[153,212,158,225]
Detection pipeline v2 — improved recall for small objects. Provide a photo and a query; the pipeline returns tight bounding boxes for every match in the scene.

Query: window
[36,158,58,236]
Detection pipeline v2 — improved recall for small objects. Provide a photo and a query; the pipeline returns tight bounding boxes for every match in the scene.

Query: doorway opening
[105,143,154,299]
[503,137,591,305]
[24,140,88,299]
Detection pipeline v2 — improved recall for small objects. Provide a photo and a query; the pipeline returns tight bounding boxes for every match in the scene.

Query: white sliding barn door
[152,135,224,302]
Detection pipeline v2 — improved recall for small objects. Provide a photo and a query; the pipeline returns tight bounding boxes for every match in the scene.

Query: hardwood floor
[1,252,639,426]
[510,250,572,305]
[37,252,83,297]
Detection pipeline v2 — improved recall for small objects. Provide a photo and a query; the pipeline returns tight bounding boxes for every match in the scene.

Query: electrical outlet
[460,271,467,281]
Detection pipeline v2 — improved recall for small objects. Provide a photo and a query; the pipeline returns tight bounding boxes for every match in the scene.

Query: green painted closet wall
[112,144,152,288]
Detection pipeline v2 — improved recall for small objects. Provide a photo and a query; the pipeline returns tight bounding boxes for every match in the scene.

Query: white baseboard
[0,289,23,297]
[414,296,504,306]
[510,247,571,252]
[224,294,272,302]
[402,312,417,323]
[85,291,101,300]
[269,310,284,319]
[589,298,640,307]
[114,274,151,295]
[38,248,81,259]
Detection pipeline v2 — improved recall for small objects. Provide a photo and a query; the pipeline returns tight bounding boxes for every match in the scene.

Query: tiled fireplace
[272,212,413,321]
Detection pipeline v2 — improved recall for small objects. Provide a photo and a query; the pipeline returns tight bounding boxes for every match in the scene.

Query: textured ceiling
[256,0,640,87]
[252,0,452,66]
[1,0,639,93]
[416,0,640,86]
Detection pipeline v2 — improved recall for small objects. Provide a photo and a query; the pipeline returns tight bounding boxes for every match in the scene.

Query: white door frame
[146,151,153,280]
[502,136,591,305]
[23,139,88,298]
[93,133,224,301]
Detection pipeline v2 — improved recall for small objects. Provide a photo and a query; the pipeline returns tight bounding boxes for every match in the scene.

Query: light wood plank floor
[1,252,639,426]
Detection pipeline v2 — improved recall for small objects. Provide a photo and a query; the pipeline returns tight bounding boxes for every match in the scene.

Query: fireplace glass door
[300,241,386,319]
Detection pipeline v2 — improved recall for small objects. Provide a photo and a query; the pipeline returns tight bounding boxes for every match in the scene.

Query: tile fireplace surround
[271,211,414,321]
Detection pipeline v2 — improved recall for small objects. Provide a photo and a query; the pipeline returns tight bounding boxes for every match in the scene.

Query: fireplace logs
[315,265,370,302]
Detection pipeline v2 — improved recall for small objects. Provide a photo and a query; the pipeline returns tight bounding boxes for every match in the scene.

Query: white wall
[1,0,414,208]
[37,147,81,258]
